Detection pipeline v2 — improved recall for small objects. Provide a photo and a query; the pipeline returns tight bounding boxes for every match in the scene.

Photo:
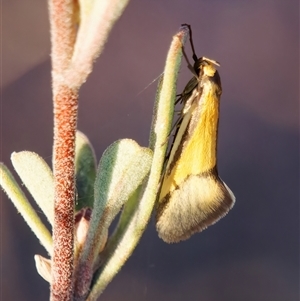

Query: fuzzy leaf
[67,0,131,88]
[11,151,54,225]
[87,25,189,300]
[90,138,152,258]
[74,139,152,300]
[75,131,97,210]
[0,163,52,254]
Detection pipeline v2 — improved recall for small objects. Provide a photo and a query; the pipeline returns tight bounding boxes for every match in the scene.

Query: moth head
[195,57,220,77]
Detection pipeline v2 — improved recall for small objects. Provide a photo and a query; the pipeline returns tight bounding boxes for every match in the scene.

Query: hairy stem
[51,85,78,301]
[49,0,78,300]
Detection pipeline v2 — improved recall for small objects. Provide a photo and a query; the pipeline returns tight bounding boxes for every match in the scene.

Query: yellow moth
[156,24,235,243]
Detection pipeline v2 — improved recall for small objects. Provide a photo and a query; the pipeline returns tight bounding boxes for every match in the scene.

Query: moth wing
[156,174,235,243]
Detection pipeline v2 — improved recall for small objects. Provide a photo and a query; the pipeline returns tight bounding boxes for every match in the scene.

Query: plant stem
[51,85,78,301]
[49,0,77,299]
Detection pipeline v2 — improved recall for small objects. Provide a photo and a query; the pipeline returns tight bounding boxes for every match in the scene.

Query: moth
[156,24,235,243]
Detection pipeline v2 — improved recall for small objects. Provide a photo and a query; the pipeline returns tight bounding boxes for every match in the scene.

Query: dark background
[1,0,299,300]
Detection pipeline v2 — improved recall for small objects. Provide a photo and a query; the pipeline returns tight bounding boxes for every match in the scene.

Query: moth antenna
[181,23,199,78]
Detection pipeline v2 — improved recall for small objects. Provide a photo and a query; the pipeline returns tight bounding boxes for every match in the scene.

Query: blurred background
[1,0,299,300]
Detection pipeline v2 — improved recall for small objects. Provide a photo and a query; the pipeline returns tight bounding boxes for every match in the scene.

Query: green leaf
[69,0,131,88]
[0,163,52,254]
[11,151,54,226]
[75,131,97,210]
[87,25,189,301]
[74,139,152,300]
[87,139,153,261]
